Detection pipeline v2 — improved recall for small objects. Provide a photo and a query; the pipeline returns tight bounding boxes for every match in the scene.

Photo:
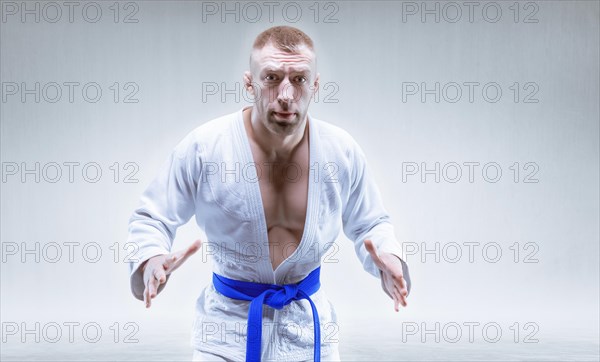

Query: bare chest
[251,145,310,269]
[257,157,309,237]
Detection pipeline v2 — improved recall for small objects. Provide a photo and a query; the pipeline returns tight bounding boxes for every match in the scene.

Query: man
[127,26,411,361]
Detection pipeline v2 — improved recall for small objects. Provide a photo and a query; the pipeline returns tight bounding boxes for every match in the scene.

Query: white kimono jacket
[127,106,407,361]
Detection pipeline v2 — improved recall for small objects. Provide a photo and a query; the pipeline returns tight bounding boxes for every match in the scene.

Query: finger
[162,254,177,271]
[380,271,393,299]
[144,275,153,308]
[143,285,148,308]
[391,267,408,296]
[147,271,160,302]
[175,239,203,266]
[166,239,203,273]
[394,274,408,304]
[154,267,166,285]
[399,282,409,298]
[388,284,402,310]
[394,283,408,307]
[364,239,386,271]
[186,239,202,255]
[390,285,404,312]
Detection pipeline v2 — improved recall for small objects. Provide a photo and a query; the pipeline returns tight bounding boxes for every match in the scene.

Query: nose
[276,77,296,105]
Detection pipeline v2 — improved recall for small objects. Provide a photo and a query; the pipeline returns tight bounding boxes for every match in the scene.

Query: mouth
[273,112,296,120]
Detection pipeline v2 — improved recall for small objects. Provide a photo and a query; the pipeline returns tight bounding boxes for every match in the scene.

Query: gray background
[1,0,598,360]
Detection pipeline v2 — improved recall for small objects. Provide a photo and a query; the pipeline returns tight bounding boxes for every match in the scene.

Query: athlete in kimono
[127,26,411,361]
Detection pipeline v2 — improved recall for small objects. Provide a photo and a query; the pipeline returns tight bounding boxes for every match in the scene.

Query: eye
[294,76,307,83]
[265,74,279,81]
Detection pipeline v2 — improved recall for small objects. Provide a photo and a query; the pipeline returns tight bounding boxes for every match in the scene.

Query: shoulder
[311,115,363,160]
[172,110,238,159]
[313,116,356,143]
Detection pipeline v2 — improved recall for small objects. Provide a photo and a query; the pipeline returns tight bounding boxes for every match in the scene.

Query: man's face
[245,42,319,136]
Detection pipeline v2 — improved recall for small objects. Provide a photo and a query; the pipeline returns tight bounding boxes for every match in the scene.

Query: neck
[244,107,308,161]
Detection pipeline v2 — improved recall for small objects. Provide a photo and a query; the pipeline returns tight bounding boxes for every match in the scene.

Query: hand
[364,239,409,312]
[142,239,202,308]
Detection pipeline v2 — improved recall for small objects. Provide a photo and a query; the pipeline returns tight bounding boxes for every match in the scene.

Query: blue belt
[212,267,322,362]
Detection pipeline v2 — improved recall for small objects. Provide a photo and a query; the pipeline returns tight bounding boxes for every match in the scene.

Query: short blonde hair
[252,25,315,53]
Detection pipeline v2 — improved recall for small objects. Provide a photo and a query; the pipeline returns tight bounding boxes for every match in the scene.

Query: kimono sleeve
[126,132,202,301]
[341,139,411,293]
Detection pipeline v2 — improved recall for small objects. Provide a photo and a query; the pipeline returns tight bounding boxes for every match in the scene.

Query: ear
[312,73,320,96]
[244,71,254,96]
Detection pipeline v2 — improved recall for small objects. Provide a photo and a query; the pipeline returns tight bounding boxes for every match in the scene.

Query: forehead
[251,43,316,72]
